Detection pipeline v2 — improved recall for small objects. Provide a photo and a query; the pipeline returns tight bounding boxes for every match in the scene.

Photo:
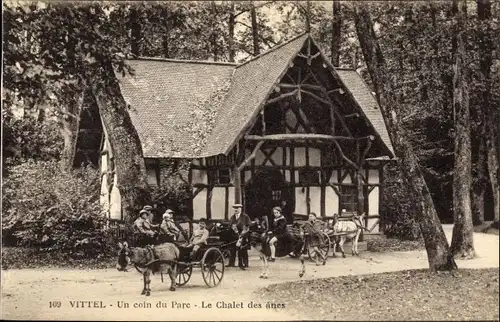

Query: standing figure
[228,203,251,269]
[268,206,290,261]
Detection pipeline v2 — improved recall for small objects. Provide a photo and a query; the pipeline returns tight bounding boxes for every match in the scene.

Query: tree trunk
[61,19,80,168]
[91,62,151,222]
[450,0,475,259]
[331,0,341,67]
[129,6,141,56]
[472,135,487,225]
[468,1,486,226]
[447,1,459,124]
[486,110,500,221]
[211,1,218,61]
[250,1,260,56]
[305,0,311,33]
[162,6,170,58]
[353,4,457,271]
[228,1,235,62]
[477,0,499,221]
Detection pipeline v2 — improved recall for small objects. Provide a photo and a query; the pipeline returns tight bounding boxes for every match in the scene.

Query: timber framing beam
[265,89,298,106]
[275,81,353,137]
[297,38,321,65]
[245,134,375,142]
[238,141,264,172]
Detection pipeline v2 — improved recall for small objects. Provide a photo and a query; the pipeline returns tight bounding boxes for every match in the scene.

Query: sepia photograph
[1,0,499,320]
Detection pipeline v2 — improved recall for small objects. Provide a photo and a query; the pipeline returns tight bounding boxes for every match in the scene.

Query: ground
[1,225,498,321]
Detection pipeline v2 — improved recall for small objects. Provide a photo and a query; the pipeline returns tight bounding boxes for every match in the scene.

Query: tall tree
[471,0,490,225]
[161,5,170,58]
[331,0,341,66]
[353,4,457,271]
[3,2,151,220]
[210,1,219,61]
[61,6,82,167]
[250,1,260,56]
[129,5,142,56]
[450,0,475,259]
[92,61,151,221]
[228,1,236,62]
[477,0,500,221]
[305,0,311,33]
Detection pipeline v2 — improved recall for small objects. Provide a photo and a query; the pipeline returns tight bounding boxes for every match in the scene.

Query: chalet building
[75,33,395,234]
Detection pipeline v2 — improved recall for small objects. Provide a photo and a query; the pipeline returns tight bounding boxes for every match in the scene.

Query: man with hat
[133,205,159,246]
[229,203,251,269]
[160,209,181,242]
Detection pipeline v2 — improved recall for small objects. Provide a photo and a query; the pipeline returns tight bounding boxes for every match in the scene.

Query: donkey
[330,213,366,257]
[236,223,306,279]
[117,242,179,296]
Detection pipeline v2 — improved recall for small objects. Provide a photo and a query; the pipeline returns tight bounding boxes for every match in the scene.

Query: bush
[2,160,114,259]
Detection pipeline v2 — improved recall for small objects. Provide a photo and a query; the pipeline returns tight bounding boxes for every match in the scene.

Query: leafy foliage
[381,163,423,240]
[2,109,63,169]
[2,161,113,258]
[150,160,193,219]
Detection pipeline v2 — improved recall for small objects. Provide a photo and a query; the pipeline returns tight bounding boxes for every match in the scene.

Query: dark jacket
[229,212,251,232]
[272,216,288,239]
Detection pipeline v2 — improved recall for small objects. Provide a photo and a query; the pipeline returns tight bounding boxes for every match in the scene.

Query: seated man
[160,209,181,242]
[303,212,326,265]
[186,218,209,259]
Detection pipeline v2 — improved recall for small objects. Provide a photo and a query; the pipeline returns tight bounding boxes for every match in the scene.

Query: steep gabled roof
[117,59,235,158]
[335,69,394,156]
[115,34,394,159]
[204,33,308,156]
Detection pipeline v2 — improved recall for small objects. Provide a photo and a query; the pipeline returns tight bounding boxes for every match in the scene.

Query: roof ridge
[334,67,356,71]
[129,56,238,66]
[236,32,308,68]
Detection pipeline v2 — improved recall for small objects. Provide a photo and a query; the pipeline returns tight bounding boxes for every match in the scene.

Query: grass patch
[259,268,499,321]
[366,236,425,252]
[1,247,116,270]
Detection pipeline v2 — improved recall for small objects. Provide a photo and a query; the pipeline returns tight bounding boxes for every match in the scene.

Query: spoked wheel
[320,233,331,259]
[201,248,225,288]
[307,233,331,263]
[176,264,193,286]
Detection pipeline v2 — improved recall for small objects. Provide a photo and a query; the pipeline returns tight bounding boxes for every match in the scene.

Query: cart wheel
[307,233,331,262]
[201,248,225,288]
[176,264,193,286]
[320,233,331,259]
[305,237,316,261]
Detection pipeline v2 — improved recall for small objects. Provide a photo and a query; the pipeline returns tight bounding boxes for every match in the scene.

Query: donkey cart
[287,224,331,263]
[173,243,225,288]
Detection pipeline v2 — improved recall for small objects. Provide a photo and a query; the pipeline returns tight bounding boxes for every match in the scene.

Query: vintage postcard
[2,0,499,321]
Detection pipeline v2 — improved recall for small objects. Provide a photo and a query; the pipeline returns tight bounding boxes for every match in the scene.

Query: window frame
[298,168,321,186]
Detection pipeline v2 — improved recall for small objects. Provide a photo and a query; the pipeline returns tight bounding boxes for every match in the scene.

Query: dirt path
[2,225,498,321]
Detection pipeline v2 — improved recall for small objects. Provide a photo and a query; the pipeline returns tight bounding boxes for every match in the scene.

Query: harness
[332,215,367,234]
[131,246,160,274]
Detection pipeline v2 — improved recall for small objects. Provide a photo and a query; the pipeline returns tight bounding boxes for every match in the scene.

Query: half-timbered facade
[86,34,395,234]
